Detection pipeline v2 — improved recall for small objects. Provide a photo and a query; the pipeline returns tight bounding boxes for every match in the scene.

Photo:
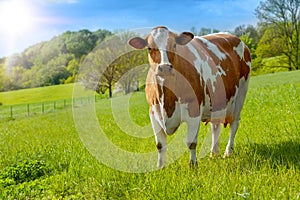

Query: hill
[0,29,112,92]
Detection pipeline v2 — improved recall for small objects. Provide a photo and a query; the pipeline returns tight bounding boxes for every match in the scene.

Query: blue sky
[0,0,260,57]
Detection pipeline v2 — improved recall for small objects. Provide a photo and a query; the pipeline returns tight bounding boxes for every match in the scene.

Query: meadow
[0,84,104,120]
[0,71,299,199]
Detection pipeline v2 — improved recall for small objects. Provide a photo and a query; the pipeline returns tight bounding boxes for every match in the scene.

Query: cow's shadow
[246,141,300,169]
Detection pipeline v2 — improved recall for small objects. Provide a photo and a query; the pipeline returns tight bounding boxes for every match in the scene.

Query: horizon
[0,0,260,57]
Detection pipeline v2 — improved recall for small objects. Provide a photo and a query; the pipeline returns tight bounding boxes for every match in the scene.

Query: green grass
[0,71,299,199]
[0,83,105,120]
[0,83,92,105]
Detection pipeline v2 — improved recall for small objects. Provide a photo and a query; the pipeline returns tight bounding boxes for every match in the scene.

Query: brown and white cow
[129,26,251,168]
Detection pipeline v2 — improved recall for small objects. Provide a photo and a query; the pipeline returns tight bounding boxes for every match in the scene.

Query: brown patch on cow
[156,142,162,150]
[189,143,197,150]
[171,46,204,117]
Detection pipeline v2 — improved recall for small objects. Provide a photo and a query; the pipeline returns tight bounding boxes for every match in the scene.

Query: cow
[128,26,251,168]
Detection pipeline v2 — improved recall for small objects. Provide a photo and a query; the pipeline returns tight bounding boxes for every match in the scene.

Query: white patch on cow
[246,61,251,68]
[155,77,168,132]
[196,36,227,60]
[233,41,245,61]
[216,65,226,76]
[205,32,231,36]
[152,104,167,133]
[202,93,212,119]
[201,60,219,93]
[187,42,223,93]
[186,43,201,74]
[150,108,163,134]
[151,28,171,66]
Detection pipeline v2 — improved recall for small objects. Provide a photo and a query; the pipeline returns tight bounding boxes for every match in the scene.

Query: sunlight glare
[0,0,36,35]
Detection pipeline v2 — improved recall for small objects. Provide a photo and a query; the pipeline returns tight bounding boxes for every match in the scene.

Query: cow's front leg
[155,129,167,168]
[186,117,200,165]
[150,111,167,168]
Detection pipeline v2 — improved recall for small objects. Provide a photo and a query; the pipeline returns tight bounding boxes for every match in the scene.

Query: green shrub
[0,160,52,187]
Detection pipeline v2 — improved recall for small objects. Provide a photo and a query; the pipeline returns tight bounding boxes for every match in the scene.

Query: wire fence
[0,95,103,121]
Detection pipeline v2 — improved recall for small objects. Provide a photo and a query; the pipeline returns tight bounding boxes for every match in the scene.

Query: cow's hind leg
[224,77,249,157]
[224,119,239,157]
[211,123,221,157]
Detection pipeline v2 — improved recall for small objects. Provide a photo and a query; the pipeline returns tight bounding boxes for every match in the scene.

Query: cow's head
[128,26,194,77]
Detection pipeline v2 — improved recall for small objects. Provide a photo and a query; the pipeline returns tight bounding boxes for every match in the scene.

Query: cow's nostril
[157,64,173,74]
[158,65,163,72]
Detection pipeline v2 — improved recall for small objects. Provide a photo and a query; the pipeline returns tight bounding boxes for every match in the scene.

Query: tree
[80,32,148,98]
[252,25,289,73]
[255,0,300,70]
[234,24,260,44]
[113,51,148,95]
[39,54,73,86]
[65,58,80,83]
[80,36,124,98]
[0,65,7,91]
[190,27,220,36]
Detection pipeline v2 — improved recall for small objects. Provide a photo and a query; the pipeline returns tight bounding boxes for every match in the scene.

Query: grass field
[0,71,299,199]
[0,83,94,105]
[0,83,105,120]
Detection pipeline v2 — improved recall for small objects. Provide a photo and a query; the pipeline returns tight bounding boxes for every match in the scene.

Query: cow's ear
[176,32,194,45]
[128,37,148,49]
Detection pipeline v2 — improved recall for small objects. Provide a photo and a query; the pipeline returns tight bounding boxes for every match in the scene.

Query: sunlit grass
[0,83,92,105]
[0,71,299,199]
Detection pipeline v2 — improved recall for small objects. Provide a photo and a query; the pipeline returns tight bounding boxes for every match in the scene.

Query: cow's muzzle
[155,64,174,76]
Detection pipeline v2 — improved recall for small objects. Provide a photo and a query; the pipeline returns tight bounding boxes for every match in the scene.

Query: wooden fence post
[27,104,30,116]
[10,106,13,118]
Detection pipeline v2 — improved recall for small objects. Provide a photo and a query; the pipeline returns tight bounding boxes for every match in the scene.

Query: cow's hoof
[189,160,198,168]
[223,150,234,158]
[210,152,220,158]
[157,162,166,169]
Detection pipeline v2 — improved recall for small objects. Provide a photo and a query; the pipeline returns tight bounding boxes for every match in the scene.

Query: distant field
[0,71,299,199]
[0,83,93,105]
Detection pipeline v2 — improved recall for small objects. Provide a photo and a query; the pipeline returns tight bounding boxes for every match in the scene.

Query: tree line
[0,0,299,96]
[0,29,112,92]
